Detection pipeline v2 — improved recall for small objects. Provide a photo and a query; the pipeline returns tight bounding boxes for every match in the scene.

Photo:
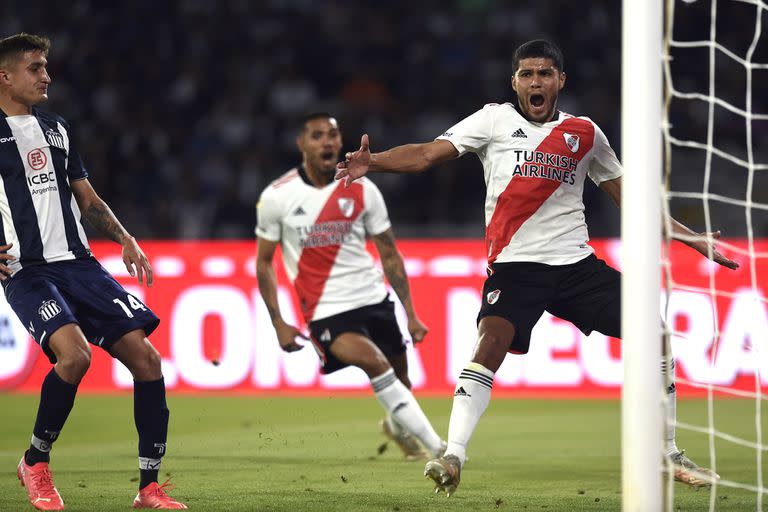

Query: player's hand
[275,319,308,352]
[407,315,429,344]
[686,230,739,270]
[335,134,371,187]
[0,243,16,280]
[122,236,154,287]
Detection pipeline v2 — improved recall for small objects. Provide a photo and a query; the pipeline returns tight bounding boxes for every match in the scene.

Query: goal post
[621,0,664,510]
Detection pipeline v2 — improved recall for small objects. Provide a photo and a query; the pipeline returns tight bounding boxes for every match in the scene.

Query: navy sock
[140,469,159,490]
[26,368,78,466]
[134,378,169,489]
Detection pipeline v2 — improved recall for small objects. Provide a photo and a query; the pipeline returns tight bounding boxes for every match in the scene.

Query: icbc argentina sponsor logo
[27,168,58,196]
[27,170,56,186]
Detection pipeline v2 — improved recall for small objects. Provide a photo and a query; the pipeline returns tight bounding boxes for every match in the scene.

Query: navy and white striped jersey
[0,108,91,276]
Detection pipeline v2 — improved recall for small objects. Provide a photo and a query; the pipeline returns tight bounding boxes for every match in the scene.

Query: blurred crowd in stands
[2,0,765,240]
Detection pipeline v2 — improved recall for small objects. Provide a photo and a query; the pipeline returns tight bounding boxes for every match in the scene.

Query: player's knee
[473,328,515,372]
[361,353,391,378]
[477,329,513,352]
[130,344,163,381]
[58,344,91,381]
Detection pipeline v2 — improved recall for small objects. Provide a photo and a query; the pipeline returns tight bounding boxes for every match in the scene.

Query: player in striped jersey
[0,33,185,509]
[336,40,739,495]
[257,113,446,461]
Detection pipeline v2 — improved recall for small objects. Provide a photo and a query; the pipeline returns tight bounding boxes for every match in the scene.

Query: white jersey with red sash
[256,167,390,323]
[437,103,623,266]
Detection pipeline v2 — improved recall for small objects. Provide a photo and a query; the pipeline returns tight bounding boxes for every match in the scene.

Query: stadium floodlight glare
[622,0,663,511]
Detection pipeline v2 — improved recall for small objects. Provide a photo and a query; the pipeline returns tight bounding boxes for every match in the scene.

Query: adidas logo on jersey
[511,128,527,138]
[454,386,471,397]
[293,206,306,216]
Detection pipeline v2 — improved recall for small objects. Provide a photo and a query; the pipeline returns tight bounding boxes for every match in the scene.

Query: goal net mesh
[663,0,768,508]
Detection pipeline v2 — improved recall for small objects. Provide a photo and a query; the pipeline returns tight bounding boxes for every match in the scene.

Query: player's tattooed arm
[372,228,429,343]
[70,178,129,243]
[70,178,154,285]
[82,200,129,243]
[256,237,307,352]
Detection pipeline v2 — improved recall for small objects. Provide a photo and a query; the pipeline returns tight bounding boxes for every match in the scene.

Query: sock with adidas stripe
[662,355,679,456]
[445,362,494,466]
[371,369,444,456]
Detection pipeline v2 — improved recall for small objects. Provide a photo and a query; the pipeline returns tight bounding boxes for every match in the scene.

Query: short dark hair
[299,112,336,133]
[0,33,51,68]
[512,40,564,74]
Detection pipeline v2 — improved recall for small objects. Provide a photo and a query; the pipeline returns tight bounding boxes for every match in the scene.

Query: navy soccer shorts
[477,254,620,354]
[3,257,160,363]
[308,297,406,374]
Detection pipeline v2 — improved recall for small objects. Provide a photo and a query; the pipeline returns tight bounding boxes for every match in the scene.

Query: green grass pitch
[0,394,765,511]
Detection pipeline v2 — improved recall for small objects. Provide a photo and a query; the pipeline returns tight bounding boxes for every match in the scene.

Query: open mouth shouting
[528,94,547,117]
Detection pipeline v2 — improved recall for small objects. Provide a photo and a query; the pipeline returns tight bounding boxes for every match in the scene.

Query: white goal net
[663,0,768,510]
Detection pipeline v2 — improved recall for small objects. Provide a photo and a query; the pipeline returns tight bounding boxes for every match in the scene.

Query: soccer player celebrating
[336,40,739,496]
[0,34,186,509]
[256,112,446,461]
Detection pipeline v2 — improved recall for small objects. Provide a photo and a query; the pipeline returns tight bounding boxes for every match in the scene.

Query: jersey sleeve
[59,119,88,181]
[435,105,495,155]
[362,180,392,236]
[587,123,623,185]
[255,187,282,241]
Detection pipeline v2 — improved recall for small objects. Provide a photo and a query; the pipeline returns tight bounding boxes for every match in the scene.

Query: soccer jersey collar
[297,164,335,189]
[515,104,561,126]
[0,106,39,119]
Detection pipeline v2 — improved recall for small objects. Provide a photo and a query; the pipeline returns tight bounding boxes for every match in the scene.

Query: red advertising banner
[1,240,765,396]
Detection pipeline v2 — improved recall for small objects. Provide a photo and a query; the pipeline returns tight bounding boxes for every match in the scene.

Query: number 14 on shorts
[113,295,147,318]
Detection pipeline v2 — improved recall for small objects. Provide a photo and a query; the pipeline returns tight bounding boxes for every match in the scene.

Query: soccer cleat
[380,419,429,461]
[669,450,720,489]
[133,480,188,509]
[434,440,448,459]
[424,454,462,497]
[17,456,65,510]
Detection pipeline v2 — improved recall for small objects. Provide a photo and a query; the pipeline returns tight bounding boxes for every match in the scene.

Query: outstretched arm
[256,237,308,352]
[371,228,428,343]
[599,176,739,270]
[70,178,154,286]
[335,134,459,187]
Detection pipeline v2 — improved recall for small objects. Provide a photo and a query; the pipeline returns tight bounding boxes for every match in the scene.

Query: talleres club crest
[487,289,501,305]
[563,132,580,153]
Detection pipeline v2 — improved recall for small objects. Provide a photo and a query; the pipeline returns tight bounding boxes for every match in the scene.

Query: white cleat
[424,454,461,497]
[669,450,720,489]
[379,419,429,461]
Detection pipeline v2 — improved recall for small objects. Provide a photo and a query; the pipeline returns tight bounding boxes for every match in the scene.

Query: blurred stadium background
[2,1,764,239]
[1,1,767,510]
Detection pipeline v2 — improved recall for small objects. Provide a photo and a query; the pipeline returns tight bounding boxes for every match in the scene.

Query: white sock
[385,414,404,436]
[662,356,679,456]
[371,369,443,456]
[446,362,494,466]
